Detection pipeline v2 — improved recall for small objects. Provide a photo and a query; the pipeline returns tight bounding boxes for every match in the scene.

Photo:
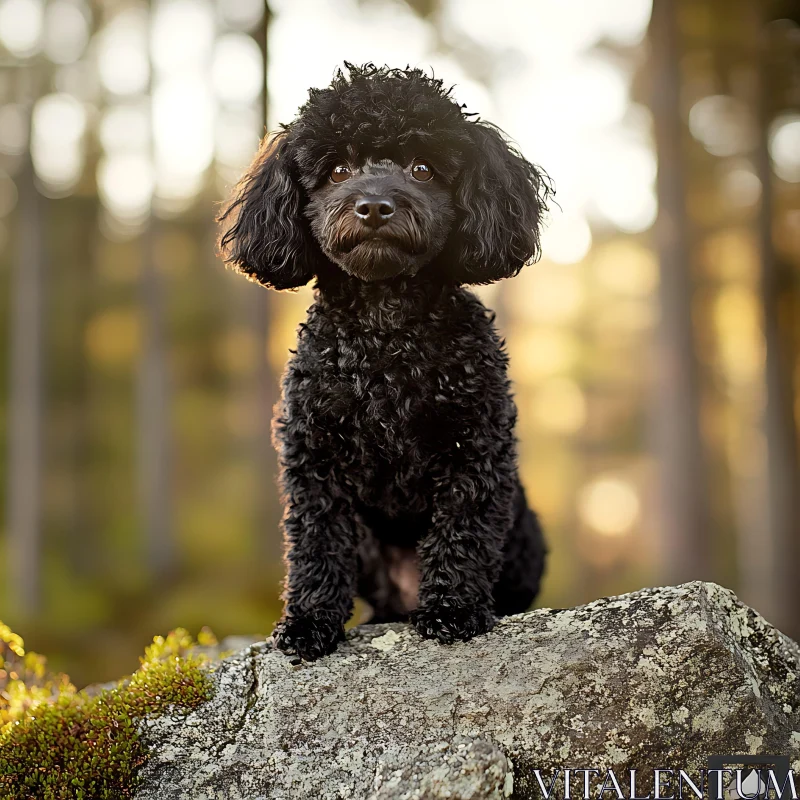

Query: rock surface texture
[133,582,800,800]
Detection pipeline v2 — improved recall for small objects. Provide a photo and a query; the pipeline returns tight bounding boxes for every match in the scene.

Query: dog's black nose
[354,196,396,227]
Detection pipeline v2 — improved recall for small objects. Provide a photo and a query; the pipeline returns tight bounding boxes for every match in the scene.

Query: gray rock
[133,582,800,800]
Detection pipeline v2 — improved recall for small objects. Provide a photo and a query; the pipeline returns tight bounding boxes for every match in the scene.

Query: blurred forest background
[0,0,799,687]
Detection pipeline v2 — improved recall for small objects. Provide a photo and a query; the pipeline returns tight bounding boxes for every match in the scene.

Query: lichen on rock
[130,582,800,800]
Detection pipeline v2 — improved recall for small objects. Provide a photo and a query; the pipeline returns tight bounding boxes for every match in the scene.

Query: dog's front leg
[271,458,358,661]
[411,453,516,644]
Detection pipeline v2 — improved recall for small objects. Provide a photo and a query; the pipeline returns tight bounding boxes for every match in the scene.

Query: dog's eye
[330,164,352,183]
[411,160,434,181]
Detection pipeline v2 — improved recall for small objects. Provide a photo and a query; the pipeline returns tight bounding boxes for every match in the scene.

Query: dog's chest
[282,287,506,510]
[319,325,466,512]
[324,324,460,452]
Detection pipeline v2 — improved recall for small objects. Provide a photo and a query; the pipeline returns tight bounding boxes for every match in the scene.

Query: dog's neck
[314,273,452,329]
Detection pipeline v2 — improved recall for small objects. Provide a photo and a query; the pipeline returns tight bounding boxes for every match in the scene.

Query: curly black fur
[218,64,552,661]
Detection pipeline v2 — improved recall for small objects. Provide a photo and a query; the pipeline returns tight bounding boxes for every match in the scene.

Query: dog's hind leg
[492,482,547,616]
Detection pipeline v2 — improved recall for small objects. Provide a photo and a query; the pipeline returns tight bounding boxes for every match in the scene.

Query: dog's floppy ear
[217,132,323,290]
[445,122,552,284]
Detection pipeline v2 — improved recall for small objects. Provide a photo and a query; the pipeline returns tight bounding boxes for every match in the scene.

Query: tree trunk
[250,3,281,564]
[746,3,800,639]
[138,219,173,578]
[649,0,713,583]
[6,152,45,616]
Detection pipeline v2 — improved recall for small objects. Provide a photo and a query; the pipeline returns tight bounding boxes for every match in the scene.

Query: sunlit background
[1,0,799,687]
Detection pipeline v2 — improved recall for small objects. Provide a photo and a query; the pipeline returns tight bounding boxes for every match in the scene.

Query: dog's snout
[354,195,396,227]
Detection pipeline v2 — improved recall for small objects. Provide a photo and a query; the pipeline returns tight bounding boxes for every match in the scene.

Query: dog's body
[279,276,546,635]
[219,64,551,660]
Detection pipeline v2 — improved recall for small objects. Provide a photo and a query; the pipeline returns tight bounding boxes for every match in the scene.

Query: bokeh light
[579,477,641,537]
[152,77,214,202]
[531,378,587,434]
[0,0,43,57]
[212,34,264,106]
[541,213,593,264]
[722,163,762,208]
[444,0,652,58]
[688,95,756,157]
[267,0,435,124]
[85,309,141,367]
[217,0,263,31]
[97,153,154,223]
[712,285,764,386]
[534,56,630,130]
[508,265,585,324]
[588,133,657,232]
[512,328,580,382]
[769,114,800,182]
[151,0,214,75]
[30,93,86,192]
[215,108,261,169]
[99,104,150,155]
[97,7,150,96]
[42,0,90,65]
[593,240,659,296]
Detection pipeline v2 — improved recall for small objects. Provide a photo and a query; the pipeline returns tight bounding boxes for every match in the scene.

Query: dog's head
[218,63,552,288]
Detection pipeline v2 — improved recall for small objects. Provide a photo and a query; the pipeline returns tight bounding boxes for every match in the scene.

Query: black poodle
[218,63,552,661]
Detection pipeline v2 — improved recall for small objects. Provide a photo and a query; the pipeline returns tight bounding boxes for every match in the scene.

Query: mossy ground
[0,624,215,800]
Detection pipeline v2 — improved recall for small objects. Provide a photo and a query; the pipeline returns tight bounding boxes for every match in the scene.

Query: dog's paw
[411,603,496,644]
[272,613,345,661]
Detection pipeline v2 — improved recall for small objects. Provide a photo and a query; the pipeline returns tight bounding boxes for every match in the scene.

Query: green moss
[0,624,215,800]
